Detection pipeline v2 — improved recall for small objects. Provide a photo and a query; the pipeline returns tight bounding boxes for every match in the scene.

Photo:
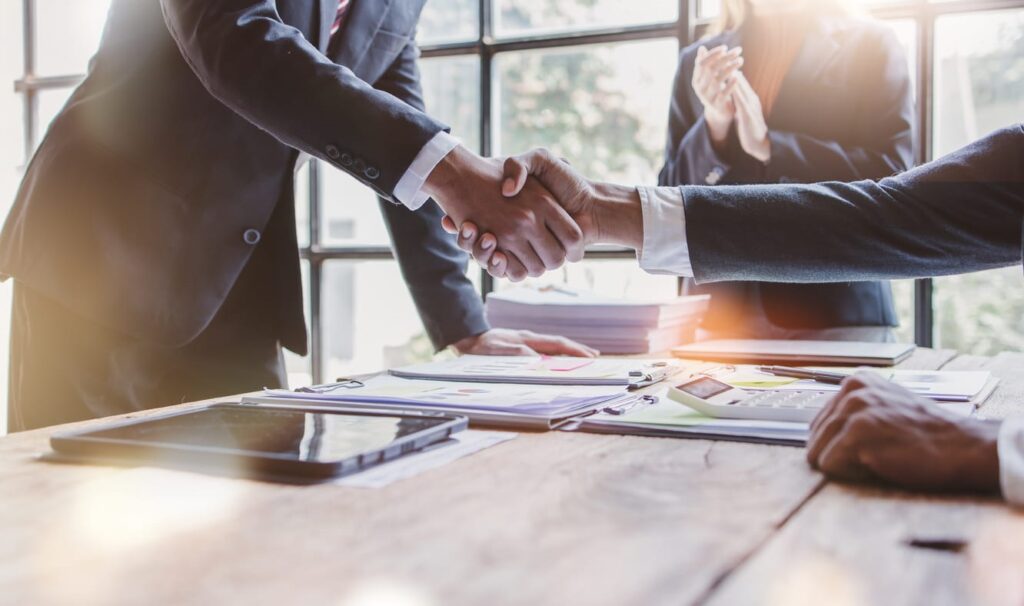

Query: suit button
[326,145,340,160]
[340,153,353,166]
[353,158,366,173]
[365,166,380,180]
[243,229,261,245]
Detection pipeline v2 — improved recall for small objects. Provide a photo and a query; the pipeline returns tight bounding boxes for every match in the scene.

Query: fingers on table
[807,386,876,468]
[522,332,599,357]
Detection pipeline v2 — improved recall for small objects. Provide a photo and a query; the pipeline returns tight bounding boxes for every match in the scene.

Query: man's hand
[807,372,1001,494]
[442,149,642,279]
[692,45,743,150]
[731,72,770,163]
[424,145,584,281]
[452,328,599,357]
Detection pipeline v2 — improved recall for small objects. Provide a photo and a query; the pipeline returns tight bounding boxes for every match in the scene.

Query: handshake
[422,146,644,281]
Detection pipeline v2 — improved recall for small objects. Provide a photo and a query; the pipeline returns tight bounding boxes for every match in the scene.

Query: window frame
[14,0,1024,381]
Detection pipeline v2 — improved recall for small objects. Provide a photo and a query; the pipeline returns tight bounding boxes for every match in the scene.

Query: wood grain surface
[703,353,1024,606]
[0,349,1015,606]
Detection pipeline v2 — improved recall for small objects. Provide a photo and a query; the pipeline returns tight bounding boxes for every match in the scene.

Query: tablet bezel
[49,403,468,480]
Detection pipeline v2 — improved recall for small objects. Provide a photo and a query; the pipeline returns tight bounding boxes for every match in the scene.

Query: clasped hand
[423,145,587,281]
[427,147,598,282]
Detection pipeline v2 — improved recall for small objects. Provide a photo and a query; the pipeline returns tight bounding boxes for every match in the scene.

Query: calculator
[667,376,832,423]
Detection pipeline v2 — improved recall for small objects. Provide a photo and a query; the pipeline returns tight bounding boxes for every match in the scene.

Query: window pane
[283,261,312,388]
[321,261,434,379]
[883,19,917,103]
[418,0,478,45]
[420,56,481,153]
[931,9,1024,353]
[934,268,1024,355]
[495,0,678,38]
[319,165,390,246]
[294,163,311,249]
[934,8,1024,157]
[36,0,111,76]
[890,279,916,344]
[494,38,678,184]
[494,258,679,302]
[2,0,24,168]
[37,87,75,146]
[698,0,721,20]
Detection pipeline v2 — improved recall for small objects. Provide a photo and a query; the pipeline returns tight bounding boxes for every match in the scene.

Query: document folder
[561,397,810,446]
[240,393,648,431]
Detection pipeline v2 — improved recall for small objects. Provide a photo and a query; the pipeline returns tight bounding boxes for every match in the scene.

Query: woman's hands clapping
[692,45,744,150]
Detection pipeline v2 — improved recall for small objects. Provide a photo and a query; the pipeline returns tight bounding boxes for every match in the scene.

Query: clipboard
[560,396,809,446]
[239,392,650,431]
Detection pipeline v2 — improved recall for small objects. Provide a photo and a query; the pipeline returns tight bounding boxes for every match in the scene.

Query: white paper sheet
[390,354,686,386]
[266,374,625,416]
[333,430,517,488]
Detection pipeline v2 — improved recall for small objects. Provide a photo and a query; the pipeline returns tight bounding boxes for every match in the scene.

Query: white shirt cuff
[393,131,461,210]
[636,185,694,277]
[998,416,1024,507]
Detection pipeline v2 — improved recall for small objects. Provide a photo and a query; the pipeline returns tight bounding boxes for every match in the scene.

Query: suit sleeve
[658,46,734,187]
[159,0,447,201]
[684,125,1024,284]
[764,27,914,182]
[374,37,489,350]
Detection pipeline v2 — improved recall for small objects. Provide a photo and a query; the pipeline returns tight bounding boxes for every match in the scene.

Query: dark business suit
[659,17,914,335]
[0,0,488,430]
[682,125,1024,285]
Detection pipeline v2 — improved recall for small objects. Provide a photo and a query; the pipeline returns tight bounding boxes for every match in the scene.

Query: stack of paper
[485,287,710,354]
[261,374,629,419]
[390,355,684,386]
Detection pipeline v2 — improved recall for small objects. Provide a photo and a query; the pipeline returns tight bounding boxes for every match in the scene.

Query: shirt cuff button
[243,229,261,245]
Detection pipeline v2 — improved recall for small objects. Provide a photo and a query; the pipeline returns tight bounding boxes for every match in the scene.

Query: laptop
[671,339,916,367]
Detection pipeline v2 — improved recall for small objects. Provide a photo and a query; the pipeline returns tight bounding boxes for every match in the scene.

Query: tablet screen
[80,407,449,463]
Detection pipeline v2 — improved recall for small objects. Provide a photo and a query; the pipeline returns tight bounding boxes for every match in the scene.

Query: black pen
[756,365,850,385]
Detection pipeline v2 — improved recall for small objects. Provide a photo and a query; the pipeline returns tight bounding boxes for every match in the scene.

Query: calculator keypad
[731,391,832,422]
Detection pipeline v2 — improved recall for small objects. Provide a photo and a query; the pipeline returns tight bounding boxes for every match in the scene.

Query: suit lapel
[333,0,394,72]
[786,16,844,86]
[314,0,338,53]
[770,16,845,123]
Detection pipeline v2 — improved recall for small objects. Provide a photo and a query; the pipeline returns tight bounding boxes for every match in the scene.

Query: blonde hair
[706,0,863,36]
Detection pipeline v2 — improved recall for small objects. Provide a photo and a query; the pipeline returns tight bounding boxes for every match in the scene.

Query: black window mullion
[677,0,692,296]
[479,0,495,297]
[308,160,324,383]
[913,9,937,348]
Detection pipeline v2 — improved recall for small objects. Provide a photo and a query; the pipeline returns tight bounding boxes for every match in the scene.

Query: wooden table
[1,349,1022,606]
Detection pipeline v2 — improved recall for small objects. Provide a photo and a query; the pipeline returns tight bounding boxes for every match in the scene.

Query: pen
[756,366,850,385]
